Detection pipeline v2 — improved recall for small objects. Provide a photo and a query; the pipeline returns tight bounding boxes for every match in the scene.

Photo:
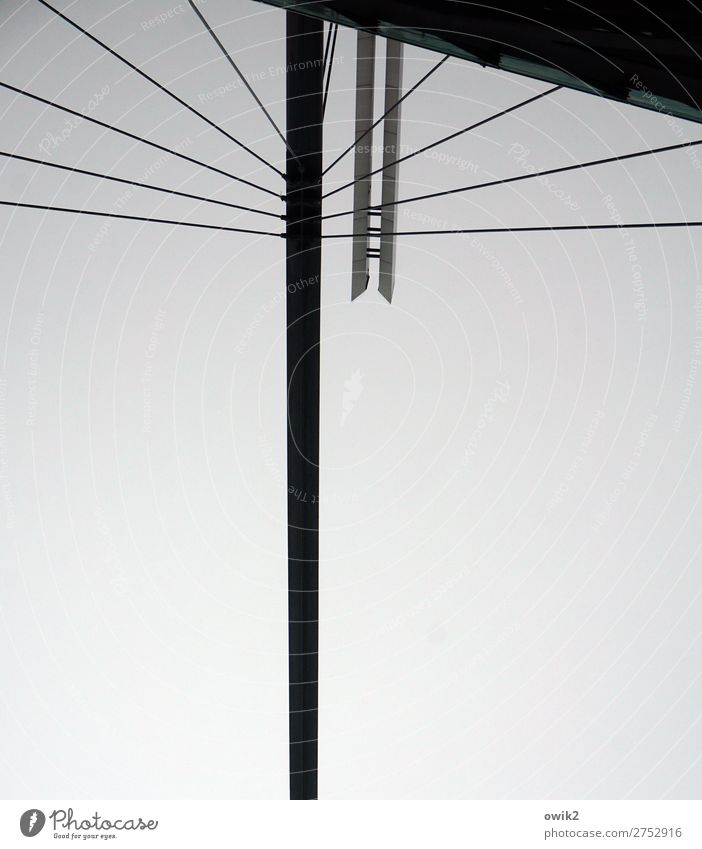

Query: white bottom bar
[2,799,701,848]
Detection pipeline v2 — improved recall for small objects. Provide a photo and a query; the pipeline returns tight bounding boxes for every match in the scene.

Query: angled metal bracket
[351,30,377,300]
[351,34,404,303]
[378,38,403,303]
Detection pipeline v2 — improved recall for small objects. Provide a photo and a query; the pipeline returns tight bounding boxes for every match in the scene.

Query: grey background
[1,0,701,799]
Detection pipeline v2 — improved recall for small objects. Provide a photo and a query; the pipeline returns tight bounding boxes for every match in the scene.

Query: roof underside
[256,0,702,125]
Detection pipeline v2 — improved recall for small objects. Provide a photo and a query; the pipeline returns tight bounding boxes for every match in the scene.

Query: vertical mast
[286,10,324,800]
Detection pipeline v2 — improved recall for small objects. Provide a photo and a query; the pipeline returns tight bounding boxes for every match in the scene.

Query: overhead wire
[36,0,283,177]
[321,53,450,177]
[321,221,702,237]
[322,85,561,199]
[0,199,282,235]
[0,150,284,218]
[321,136,702,220]
[322,24,338,119]
[0,81,283,198]
[186,0,295,163]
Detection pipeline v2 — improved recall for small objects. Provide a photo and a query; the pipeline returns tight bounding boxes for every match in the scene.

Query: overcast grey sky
[1,0,701,800]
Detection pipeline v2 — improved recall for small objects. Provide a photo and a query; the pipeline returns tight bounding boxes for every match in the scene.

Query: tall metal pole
[286,11,323,801]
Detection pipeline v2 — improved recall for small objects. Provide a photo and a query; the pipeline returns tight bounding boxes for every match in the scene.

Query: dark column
[286,10,323,801]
